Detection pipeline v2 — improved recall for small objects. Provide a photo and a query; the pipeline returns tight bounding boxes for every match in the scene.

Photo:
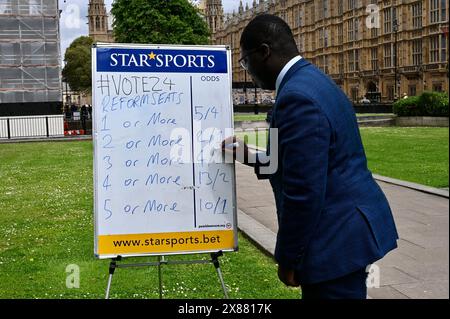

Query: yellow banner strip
[97,230,235,255]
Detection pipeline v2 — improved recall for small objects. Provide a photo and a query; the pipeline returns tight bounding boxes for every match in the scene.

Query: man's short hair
[240,14,298,56]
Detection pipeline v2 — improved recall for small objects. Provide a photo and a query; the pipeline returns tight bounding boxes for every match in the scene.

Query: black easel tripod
[105,251,229,299]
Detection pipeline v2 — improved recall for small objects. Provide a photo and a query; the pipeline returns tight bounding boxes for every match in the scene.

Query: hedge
[393,91,449,117]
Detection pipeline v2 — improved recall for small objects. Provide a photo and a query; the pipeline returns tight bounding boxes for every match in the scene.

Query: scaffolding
[0,0,62,104]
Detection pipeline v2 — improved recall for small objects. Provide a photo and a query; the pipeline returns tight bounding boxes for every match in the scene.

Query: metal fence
[353,103,393,114]
[0,115,64,139]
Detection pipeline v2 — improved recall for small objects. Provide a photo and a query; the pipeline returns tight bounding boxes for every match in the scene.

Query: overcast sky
[59,0,254,63]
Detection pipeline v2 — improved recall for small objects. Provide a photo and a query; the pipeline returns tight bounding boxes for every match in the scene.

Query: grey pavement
[235,162,449,299]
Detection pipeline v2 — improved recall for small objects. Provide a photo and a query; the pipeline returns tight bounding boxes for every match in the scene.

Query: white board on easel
[92,43,237,259]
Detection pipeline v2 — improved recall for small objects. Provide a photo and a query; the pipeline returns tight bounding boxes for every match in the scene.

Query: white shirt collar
[275,55,302,95]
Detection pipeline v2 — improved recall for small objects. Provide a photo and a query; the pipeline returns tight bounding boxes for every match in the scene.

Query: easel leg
[158,255,165,299]
[105,258,117,299]
[211,251,229,299]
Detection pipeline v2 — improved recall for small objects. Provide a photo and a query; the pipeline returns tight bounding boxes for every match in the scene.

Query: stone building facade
[207,0,448,102]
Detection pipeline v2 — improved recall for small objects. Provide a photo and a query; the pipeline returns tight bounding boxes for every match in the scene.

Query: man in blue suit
[223,14,398,299]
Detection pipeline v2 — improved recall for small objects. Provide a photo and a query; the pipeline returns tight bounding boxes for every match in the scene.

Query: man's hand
[221,136,252,165]
[277,265,300,287]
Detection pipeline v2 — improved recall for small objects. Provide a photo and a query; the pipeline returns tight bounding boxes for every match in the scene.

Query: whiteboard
[92,43,237,259]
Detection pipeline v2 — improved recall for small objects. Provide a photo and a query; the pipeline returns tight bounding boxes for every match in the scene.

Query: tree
[62,36,94,93]
[111,0,210,45]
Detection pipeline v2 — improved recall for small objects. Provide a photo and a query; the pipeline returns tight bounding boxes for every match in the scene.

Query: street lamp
[244,71,248,104]
[393,18,399,101]
[254,85,258,114]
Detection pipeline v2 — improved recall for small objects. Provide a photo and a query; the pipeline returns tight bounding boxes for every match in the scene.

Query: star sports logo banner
[96,48,228,73]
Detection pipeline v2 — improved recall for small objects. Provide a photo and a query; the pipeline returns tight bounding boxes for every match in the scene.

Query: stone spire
[239,0,244,14]
[88,0,110,42]
[205,0,224,38]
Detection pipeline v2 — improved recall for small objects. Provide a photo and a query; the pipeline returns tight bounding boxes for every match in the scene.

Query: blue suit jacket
[255,58,398,284]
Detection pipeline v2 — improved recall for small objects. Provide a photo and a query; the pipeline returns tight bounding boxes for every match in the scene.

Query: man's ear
[260,43,271,61]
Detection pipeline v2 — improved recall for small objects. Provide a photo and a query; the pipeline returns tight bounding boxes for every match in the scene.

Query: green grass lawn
[237,127,449,188]
[360,127,449,188]
[234,114,267,122]
[0,141,299,299]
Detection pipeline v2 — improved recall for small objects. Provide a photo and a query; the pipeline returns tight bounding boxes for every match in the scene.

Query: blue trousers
[300,268,368,300]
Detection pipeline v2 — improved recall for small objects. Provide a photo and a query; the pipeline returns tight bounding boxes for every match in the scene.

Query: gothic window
[412,39,422,65]
[371,48,378,70]
[411,2,422,29]
[96,16,101,31]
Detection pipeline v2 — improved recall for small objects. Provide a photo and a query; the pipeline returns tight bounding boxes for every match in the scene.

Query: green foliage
[392,96,421,116]
[418,91,449,117]
[111,0,210,45]
[393,91,449,117]
[62,36,94,93]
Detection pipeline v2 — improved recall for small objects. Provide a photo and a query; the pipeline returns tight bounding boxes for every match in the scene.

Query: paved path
[235,163,449,299]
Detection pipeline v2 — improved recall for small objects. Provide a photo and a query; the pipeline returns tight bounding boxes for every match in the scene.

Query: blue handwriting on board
[125,159,139,167]
[143,200,180,213]
[147,135,183,147]
[101,92,183,113]
[194,105,219,120]
[147,112,177,126]
[146,152,182,167]
[100,113,114,221]
[122,200,180,214]
[125,139,142,150]
[199,197,228,214]
[145,173,181,186]
[104,199,112,220]
[124,178,139,187]
[123,204,140,214]
[196,128,221,144]
[96,74,175,96]
[198,169,230,190]
[96,47,233,229]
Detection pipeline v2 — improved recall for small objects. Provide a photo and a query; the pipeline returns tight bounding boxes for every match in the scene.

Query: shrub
[418,91,449,117]
[393,92,449,117]
[393,95,421,116]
